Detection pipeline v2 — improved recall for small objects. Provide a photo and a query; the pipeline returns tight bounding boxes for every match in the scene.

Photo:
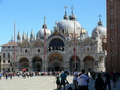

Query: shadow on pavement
[53,83,74,90]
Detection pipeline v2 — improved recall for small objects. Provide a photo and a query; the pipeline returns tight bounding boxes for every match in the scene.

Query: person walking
[77,69,89,90]
[0,72,2,80]
[94,73,105,90]
[112,71,117,88]
[10,73,13,79]
[104,72,111,90]
[73,69,78,90]
[5,72,8,80]
[54,71,61,90]
[60,71,67,90]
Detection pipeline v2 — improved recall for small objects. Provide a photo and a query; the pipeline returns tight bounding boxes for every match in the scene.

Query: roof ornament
[44,16,46,24]
[64,5,68,19]
[31,29,34,36]
[69,5,76,20]
[27,32,28,39]
[10,35,13,42]
[98,14,102,26]
[71,5,74,14]
[17,30,21,40]
[42,16,47,28]
[64,5,67,14]
[55,20,57,26]
[99,15,101,21]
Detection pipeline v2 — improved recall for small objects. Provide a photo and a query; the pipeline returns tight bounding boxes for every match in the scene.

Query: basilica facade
[0,10,107,72]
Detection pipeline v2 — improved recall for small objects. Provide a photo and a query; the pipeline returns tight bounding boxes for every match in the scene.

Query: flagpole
[74,21,76,69]
[14,21,16,72]
[44,17,46,72]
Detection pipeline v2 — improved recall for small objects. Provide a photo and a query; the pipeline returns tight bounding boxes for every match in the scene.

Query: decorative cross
[43,16,46,24]
[99,15,101,19]
[99,14,102,21]
[71,5,74,14]
[64,5,67,12]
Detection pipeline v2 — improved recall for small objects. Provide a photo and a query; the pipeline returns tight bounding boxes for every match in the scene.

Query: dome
[36,28,51,39]
[92,25,106,39]
[57,19,82,36]
[92,17,107,39]
[42,24,47,28]
[64,14,68,20]
[69,14,76,20]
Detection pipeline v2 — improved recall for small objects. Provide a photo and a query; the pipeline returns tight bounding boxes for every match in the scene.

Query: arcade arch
[19,58,29,71]
[32,57,42,71]
[69,56,80,72]
[83,56,95,71]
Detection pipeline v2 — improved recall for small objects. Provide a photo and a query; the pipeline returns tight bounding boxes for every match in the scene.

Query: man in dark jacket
[94,73,105,90]
[104,72,111,90]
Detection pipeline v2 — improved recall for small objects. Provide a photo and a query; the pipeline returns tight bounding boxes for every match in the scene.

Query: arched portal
[83,56,94,72]
[19,58,29,71]
[32,57,42,71]
[69,56,80,72]
[48,53,63,71]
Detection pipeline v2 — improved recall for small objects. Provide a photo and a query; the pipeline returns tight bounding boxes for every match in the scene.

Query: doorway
[55,66,59,71]
[36,63,41,71]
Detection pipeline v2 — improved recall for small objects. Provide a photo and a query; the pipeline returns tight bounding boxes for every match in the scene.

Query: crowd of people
[71,69,120,90]
[0,70,120,90]
[0,71,66,80]
[53,69,120,90]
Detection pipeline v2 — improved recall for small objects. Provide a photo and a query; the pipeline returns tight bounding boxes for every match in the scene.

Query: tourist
[5,72,8,80]
[77,69,89,90]
[0,72,2,80]
[91,71,96,80]
[54,71,61,90]
[116,71,120,81]
[10,73,13,79]
[112,71,117,88]
[73,68,78,90]
[94,73,105,90]
[60,71,68,90]
[104,72,111,90]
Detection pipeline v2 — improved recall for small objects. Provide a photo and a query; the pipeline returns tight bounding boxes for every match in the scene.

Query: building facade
[0,10,107,72]
[107,0,120,71]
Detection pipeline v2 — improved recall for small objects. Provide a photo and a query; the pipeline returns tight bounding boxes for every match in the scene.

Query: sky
[0,0,106,51]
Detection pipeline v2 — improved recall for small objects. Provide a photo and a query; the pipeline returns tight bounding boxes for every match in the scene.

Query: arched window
[110,10,114,15]
[25,49,27,53]
[49,38,64,51]
[111,51,114,56]
[111,24,114,28]
[111,38,114,42]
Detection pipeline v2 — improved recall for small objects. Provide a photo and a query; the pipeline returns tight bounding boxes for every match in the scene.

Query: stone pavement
[0,76,120,90]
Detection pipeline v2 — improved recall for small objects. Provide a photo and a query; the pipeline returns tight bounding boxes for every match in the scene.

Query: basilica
[0,9,107,72]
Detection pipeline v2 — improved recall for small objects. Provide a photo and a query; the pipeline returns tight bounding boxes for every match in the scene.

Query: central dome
[57,19,82,36]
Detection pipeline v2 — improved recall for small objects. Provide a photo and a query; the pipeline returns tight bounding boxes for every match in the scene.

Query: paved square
[0,76,120,90]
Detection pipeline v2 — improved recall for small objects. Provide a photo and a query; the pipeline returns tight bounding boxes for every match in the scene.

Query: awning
[22,69,27,71]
